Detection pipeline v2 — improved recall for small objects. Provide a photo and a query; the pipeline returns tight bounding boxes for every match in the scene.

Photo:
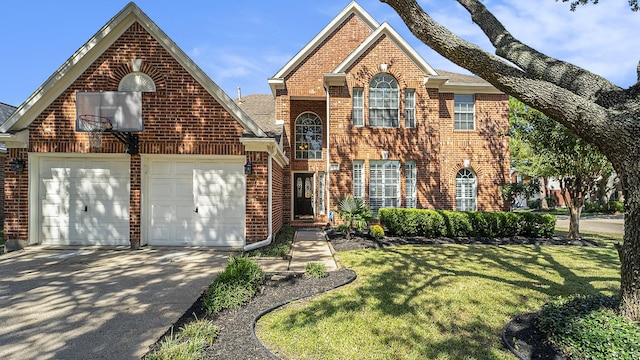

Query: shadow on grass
[262,244,620,359]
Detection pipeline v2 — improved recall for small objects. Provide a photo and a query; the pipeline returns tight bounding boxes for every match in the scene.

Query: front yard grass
[256,231,622,359]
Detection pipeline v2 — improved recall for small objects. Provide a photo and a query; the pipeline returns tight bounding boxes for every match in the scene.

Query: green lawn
[256,232,621,359]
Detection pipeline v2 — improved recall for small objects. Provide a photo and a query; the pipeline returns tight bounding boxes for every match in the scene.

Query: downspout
[243,153,273,251]
[324,84,331,217]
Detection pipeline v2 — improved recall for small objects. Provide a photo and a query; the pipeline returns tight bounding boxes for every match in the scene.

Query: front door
[294,173,314,220]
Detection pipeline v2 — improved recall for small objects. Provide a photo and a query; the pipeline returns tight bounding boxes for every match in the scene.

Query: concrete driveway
[0,247,229,360]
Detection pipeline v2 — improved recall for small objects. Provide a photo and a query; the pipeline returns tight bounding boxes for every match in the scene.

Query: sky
[0,0,639,107]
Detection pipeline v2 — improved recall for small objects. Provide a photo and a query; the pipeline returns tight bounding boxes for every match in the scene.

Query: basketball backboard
[76,91,143,132]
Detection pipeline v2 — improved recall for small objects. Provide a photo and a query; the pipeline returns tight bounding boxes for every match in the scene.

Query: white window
[353,88,364,127]
[454,94,475,130]
[369,73,399,127]
[405,89,415,128]
[353,160,364,199]
[318,172,325,215]
[370,160,400,214]
[456,168,477,211]
[405,161,417,208]
[295,113,322,159]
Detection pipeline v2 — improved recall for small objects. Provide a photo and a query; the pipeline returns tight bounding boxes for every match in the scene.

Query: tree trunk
[617,166,640,321]
[567,198,582,239]
[539,177,549,210]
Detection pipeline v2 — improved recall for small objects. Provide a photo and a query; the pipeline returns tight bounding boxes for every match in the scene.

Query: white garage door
[147,159,246,247]
[39,157,130,246]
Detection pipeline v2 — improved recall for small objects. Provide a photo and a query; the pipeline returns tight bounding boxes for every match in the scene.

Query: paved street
[555,215,624,235]
[0,248,228,360]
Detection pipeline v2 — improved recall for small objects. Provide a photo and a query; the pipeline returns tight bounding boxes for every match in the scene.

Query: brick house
[0,2,509,250]
[0,3,287,250]
[265,2,509,226]
[0,102,17,221]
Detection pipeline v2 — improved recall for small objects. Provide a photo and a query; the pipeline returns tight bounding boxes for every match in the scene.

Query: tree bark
[539,177,549,210]
[380,0,640,320]
[617,165,640,321]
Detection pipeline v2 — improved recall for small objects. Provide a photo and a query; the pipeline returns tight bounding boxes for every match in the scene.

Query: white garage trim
[141,155,246,247]
[29,153,131,246]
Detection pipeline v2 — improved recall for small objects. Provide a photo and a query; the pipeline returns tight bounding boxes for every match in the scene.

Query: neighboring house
[266,2,509,225]
[0,3,287,250]
[0,102,17,220]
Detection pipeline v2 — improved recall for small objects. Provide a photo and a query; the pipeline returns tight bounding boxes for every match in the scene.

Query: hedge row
[378,208,556,238]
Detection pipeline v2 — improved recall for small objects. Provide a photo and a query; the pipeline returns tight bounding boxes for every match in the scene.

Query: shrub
[335,196,374,239]
[305,262,328,278]
[146,319,218,360]
[607,200,624,213]
[528,199,541,209]
[377,209,555,238]
[537,295,640,360]
[439,210,473,237]
[546,196,557,208]
[203,255,265,315]
[245,225,295,258]
[369,224,385,239]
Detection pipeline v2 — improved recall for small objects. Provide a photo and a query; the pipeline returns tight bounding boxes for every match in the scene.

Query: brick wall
[277,18,510,218]
[3,22,272,246]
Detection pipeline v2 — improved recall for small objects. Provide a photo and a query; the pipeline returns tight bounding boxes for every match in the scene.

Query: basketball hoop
[78,115,112,150]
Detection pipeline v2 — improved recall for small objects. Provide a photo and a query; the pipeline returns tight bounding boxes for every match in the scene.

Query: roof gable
[0,2,266,138]
[332,21,438,76]
[268,1,379,94]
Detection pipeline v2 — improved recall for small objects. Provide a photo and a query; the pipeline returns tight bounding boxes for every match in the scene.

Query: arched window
[295,113,322,159]
[456,169,477,211]
[369,73,399,127]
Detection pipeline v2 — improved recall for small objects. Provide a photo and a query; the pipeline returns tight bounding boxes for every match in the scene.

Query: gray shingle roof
[435,69,490,85]
[234,94,282,139]
[0,102,17,126]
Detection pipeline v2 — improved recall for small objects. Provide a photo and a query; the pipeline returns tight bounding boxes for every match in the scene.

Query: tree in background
[510,98,612,239]
[380,0,640,320]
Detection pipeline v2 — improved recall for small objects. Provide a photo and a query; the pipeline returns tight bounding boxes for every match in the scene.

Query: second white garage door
[146,158,246,247]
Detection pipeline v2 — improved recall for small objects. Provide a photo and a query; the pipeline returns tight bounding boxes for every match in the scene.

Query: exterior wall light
[9,158,25,172]
[244,161,253,175]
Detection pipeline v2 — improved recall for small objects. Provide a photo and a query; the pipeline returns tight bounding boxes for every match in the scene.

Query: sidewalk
[255,228,338,272]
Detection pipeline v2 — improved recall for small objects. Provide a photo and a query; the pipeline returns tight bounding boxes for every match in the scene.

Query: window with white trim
[405,161,417,208]
[456,168,477,211]
[454,94,475,130]
[353,160,364,199]
[353,88,364,127]
[295,113,322,159]
[369,160,400,214]
[369,73,399,127]
[318,172,325,215]
[405,89,415,128]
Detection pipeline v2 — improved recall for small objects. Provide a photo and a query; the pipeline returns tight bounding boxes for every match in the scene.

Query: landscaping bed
[149,229,623,359]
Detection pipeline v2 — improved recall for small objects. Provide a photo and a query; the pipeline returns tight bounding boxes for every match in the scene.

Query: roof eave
[271,1,379,82]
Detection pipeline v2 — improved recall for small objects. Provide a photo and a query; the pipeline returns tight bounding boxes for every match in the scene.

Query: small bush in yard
[305,262,328,278]
[246,225,295,258]
[146,319,218,360]
[203,255,265,315]
[369,224,385,239]
[537,295,640,360]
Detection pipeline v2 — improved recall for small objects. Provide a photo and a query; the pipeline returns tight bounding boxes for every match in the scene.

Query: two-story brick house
[265,2,509,226]
[0,1,508,250]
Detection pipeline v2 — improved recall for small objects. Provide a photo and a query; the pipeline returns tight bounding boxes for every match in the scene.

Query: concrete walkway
[555,215,624,235]
[256,228,338,273]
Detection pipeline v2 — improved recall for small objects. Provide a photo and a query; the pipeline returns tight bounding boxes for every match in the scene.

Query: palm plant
[335,195,373,240]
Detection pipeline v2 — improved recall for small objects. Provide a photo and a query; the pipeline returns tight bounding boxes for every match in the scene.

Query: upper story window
[454,94,475,130]
[405,89,415,128]
[369,73,399,127]
[295,113,322,160]
[353,88,364,127]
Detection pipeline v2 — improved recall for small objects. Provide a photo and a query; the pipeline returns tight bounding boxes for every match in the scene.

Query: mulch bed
[147,230,597,359]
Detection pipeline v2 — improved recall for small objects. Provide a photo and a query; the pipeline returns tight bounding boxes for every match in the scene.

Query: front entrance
[294,173,314,220]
